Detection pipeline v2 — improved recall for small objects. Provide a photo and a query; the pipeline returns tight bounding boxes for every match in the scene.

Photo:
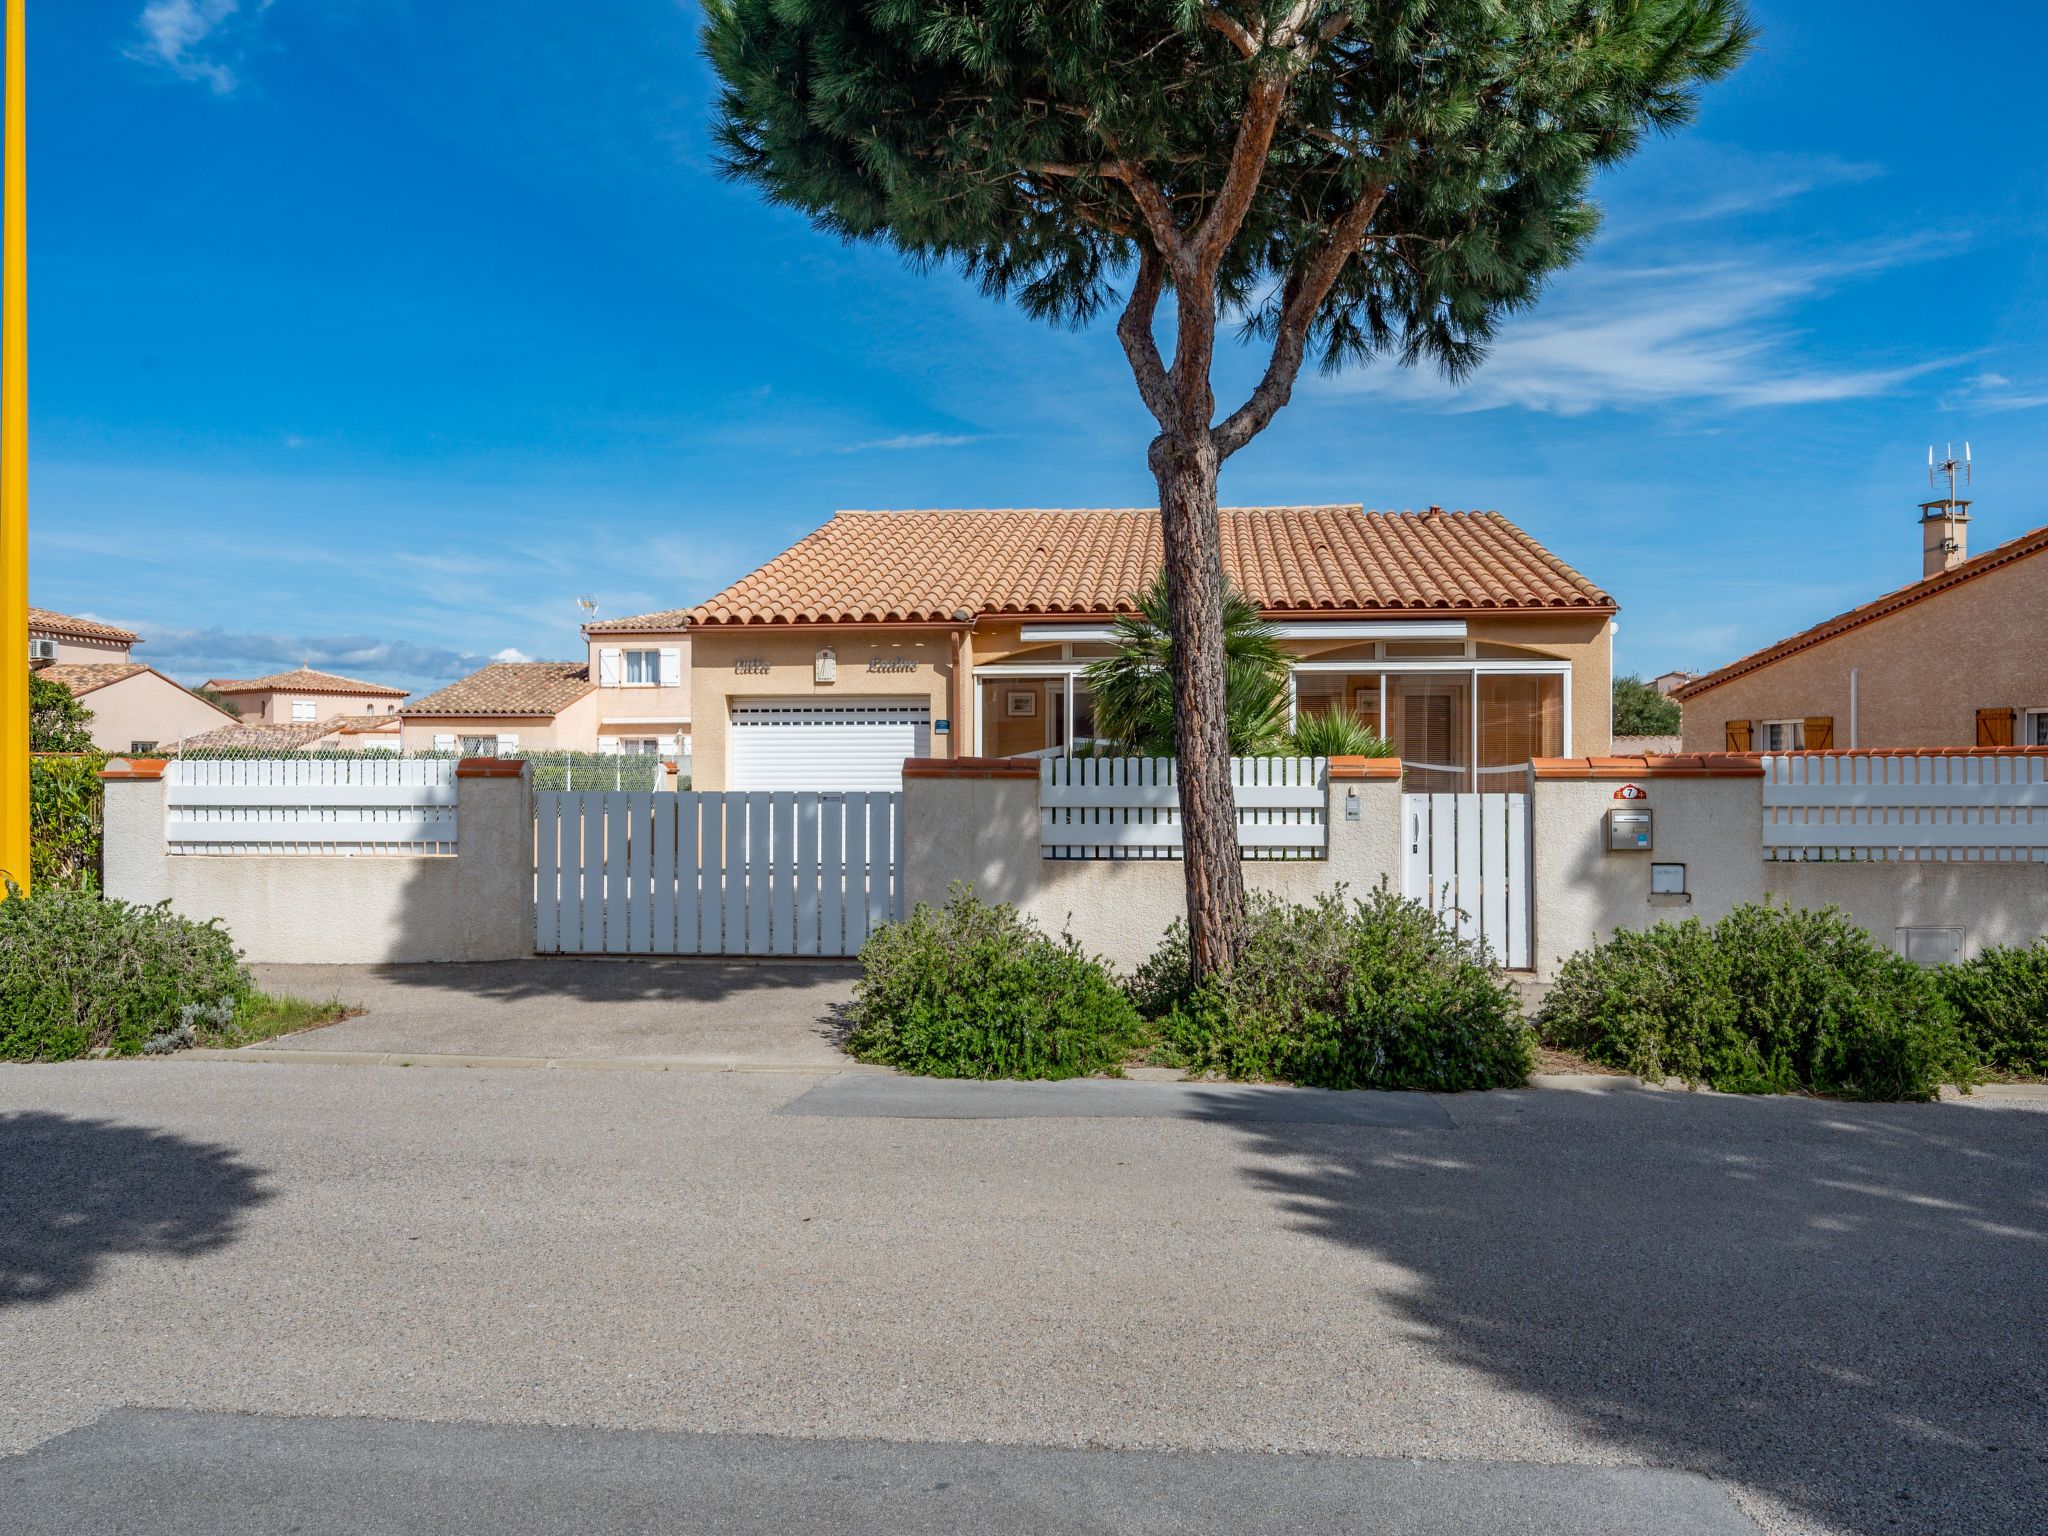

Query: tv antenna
[575,594,600,620]
[1927,442,1972,506]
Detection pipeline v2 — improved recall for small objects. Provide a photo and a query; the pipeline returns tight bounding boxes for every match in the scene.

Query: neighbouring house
[34,661,238,753]
[398,661,600,756]
[1677,498,2048,751]
[1651,670,1695,697]
[177,714,404,754]
[680,505,1615,791]
[576,614,692,762]
[30,605,140,666]
[203,665,409,724]
[29,605,239,752]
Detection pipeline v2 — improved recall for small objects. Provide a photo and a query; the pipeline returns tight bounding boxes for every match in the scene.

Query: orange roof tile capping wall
[685,507,1614,627]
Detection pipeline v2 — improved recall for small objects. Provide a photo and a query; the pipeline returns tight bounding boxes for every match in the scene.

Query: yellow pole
[0,0,26,892]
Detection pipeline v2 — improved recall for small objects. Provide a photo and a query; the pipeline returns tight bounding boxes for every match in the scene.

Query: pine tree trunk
[1149,431,1245,980]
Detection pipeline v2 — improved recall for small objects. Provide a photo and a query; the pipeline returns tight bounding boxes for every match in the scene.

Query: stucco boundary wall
[901,756,1404,974]
[101,757,533,964]
[1529,753,2048,981]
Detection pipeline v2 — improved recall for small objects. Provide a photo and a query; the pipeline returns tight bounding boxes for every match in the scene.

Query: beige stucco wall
[903,769,1403,973]
[82,672,237,753]
[689,627,959,790]
[42,632,132,665]
[237,690,405,724]
[103,767,533,964]
[1680,548,2048,750]
[584,632,692,752]
[1528,770,2048,978]
[399,690,604,754]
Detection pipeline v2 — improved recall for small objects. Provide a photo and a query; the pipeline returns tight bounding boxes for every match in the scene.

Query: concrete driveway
[2,1064,2041,1536]
[246,958,859,1067]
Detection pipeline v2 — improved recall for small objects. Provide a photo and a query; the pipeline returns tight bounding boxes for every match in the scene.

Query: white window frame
[1760,719,1805,752]
[290,699,316,722]
[2023,708,2048,748]
[459,734,501,757]
[622,648,661,686]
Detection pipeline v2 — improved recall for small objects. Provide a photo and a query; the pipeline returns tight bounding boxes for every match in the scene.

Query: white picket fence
[1762,752,2048,862]
[1039,756,1328,860]
[165,758,458,854]
[1400,793,1532,969]
[535,789,904,955]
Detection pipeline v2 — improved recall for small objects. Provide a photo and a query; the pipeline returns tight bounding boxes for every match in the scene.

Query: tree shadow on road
[251,958,860,1009]
[0,1111,272,1308]
[1205,1086,2047,1536]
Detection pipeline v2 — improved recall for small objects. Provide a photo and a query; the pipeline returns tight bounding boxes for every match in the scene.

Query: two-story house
[202,665,409,725]
[30,605,237,752]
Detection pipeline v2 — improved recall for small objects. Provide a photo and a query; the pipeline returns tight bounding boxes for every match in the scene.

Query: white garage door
[728,700,931,790]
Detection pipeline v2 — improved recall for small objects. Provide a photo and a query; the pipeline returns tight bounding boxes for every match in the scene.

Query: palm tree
[1085,573,1287,757]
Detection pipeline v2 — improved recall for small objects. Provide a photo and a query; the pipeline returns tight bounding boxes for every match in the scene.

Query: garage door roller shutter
[729,701,931,790]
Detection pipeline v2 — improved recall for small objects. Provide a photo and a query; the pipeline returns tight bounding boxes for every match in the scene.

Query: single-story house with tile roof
[203,665,409,724]
[29,606,140,666]
[177,713,404,754]
[34,661,238,754]
[576,609,692,761]
[1676,500,2048,752]
[680,505,1616,792]
[398,661,600,756]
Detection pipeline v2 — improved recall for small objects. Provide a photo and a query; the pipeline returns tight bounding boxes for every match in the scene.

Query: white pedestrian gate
[1400,793,1532,970]
[535,790,904,956]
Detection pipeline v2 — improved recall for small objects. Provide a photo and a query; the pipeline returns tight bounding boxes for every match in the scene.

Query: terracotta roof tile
[33,661,150,695]
[584,608,695,634]
[401,661,594,719]
[30,606,139,645]
[1676,524,2048,701]
[178,715,366,752]
[204,666,408,698]
[684,507,1612,626]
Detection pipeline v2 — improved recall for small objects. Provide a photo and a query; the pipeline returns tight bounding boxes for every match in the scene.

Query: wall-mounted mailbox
[1651,861,1687,896]
[1606,807,1653,852]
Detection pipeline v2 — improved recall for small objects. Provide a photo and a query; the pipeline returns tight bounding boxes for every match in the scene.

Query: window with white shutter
[659,647,682,687]
[599,648,622,687]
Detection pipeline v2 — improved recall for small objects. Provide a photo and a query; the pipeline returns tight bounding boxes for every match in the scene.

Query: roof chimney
[1919,497,1970,579]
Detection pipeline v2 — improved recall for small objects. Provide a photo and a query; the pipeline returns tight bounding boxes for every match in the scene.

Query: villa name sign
[734,658,771,675]
[867,657,920,674]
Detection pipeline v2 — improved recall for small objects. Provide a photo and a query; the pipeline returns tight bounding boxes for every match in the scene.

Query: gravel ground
[2,1062,2041,1536]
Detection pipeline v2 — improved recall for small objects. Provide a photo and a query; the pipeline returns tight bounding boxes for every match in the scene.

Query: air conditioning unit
[27,638,56,662]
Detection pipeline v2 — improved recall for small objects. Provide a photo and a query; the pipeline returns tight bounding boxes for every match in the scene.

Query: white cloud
[1329,240,1964,417]
[839,432,985,453]
[491,646,533,664]
[129,0,267,94]
[1952,371,2048,413]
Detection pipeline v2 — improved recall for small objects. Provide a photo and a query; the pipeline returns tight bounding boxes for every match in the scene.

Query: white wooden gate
[1400,792,1531,969]
[535,790,904,956]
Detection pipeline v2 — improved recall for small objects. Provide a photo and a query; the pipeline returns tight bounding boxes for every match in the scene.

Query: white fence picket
[1762,751,2048,861]
[165,757,457,854]
[1402,791,1532,971]
[1040,756,1327,859]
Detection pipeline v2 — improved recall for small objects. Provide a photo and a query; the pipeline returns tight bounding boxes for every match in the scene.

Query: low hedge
[1938,940,2048,1078]
[0,882,252,1061]
[844,886,1144,1079]
[29,752,105,888]
[1136,886,1534,1092]
[1538,902,1975,1101]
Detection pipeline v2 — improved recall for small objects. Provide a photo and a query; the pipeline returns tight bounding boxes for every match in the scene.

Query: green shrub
[0,883,252,1061]
[844,885,1143,1079]
[1139,886,1534,1092]
[29,752,106,888]
[1285,707,1393,759]
[1938,941,2048,1077]
[1539,902,1975,1101]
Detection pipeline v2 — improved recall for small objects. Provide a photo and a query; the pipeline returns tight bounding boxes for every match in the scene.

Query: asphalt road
[2,1062,2042,1536]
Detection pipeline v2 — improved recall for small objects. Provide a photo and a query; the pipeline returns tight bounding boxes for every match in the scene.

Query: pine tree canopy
[704,1,1753,437]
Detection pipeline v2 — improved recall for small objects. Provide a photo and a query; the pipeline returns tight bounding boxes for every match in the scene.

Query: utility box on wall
[1606,807,1653,852]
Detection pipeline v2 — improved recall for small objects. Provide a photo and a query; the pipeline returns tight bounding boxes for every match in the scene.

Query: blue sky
[26,1,2048,694]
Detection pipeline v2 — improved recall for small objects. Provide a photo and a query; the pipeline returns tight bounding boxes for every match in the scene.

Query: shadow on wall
[1198,1087,2047,1536]
[0,1112,272,1309]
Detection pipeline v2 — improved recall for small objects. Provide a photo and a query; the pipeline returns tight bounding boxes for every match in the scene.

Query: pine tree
[704,0,1752,977]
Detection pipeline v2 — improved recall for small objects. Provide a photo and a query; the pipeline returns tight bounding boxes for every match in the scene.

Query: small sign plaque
[867,657,919,673]
[734,658,770,675]
[1612,782,1648,800]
